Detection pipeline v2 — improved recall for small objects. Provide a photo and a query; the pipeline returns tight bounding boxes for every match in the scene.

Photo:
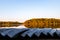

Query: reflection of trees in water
[24,18,60,28]
[0,18,60,28]
[0,22,23,27]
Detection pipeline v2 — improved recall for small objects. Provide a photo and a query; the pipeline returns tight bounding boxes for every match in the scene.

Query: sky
[0,0,60,28]
[0,0,60,21]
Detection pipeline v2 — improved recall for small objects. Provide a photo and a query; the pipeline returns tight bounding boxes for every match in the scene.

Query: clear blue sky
[0,0,60,21]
